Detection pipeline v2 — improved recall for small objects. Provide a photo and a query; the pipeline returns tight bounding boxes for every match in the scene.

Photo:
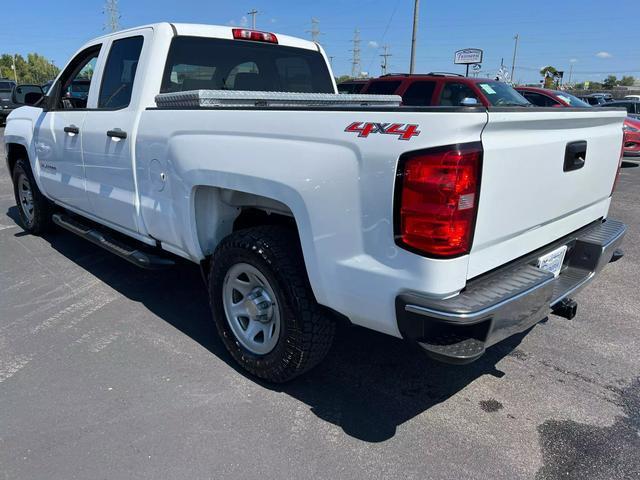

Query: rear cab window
[161,36,334,93]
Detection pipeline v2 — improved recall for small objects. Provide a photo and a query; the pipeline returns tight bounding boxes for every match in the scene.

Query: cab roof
[87,22,320,52]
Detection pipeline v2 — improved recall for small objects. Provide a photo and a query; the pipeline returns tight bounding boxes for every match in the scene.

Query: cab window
[54,45,101,110]
[98,36,144,109]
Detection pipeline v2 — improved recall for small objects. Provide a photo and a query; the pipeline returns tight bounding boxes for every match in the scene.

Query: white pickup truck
[4,23,627,382]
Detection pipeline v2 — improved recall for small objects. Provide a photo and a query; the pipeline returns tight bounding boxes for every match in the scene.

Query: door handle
[564,141,587,172]
[107,129,127,140]
[64,125,79,135]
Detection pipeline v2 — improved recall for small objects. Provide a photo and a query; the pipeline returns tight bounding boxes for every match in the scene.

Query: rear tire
[12,158,53,234]
[209,226,335,383]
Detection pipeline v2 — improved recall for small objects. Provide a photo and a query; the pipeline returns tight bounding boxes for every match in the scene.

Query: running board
[52,213,176,269]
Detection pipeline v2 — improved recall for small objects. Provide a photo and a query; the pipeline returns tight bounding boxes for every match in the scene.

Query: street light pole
[409,0,419,74]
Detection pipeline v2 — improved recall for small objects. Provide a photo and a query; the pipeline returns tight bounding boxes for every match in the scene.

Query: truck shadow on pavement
[9,206,527,443]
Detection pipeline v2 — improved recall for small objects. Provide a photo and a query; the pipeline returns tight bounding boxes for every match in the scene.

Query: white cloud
[270,18,277,23]
[570,58,578,63]
[228,16,249,27]
[595,51,612,58]
[368,41,379,49]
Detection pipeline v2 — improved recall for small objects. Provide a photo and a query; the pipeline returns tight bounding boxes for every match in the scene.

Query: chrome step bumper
[396,218,627,364]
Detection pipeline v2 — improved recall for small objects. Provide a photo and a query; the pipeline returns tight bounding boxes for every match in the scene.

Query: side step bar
[52,213,176,270]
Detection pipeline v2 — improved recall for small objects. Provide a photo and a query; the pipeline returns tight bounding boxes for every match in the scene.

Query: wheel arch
[5,142,29,176]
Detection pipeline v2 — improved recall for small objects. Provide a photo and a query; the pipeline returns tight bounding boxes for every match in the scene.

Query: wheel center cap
[244,287,274,323]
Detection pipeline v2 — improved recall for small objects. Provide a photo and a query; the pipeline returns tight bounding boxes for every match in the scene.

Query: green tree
[602,75,618,89]
[0,52,59,84]
[620,76,635,86]
[335,75,352,84]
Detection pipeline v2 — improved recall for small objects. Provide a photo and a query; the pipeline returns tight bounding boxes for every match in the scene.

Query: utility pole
[350,29,361,78]
[328,56,334,68]
[568,63,573,85]
[409,0,420,74]
[380,45,392,75]
[307,18,322,43]
[103,0,121,32]
[247,9,258,29]
[510,34,519,82]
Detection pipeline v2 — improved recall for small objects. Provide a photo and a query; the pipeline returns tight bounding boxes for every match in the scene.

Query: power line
[247,9,259,30]
[350,29,361,78]
[307,18,322,43]
[103,0,121,33]
[380,45,392,75]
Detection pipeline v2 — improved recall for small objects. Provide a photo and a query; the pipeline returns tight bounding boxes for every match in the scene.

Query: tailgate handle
[564,141,587,172]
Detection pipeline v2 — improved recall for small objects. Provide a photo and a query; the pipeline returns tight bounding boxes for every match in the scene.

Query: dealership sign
[454,49,483,65]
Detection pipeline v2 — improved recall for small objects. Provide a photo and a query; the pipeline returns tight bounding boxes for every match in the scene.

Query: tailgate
[468,108,625,278]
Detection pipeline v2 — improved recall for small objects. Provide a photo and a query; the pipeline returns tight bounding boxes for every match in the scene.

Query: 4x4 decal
[345,122,421,141]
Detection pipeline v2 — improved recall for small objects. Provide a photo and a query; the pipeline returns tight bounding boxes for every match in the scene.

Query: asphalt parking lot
[0,126,638,480]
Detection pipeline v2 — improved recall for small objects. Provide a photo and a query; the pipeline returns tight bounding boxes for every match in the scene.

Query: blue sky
[1,0,638,84]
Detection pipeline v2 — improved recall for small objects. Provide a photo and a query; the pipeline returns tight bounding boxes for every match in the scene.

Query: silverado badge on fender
[345,122,421,140]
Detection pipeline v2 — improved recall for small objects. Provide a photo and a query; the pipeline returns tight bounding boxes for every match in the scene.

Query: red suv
[361,73,530,107]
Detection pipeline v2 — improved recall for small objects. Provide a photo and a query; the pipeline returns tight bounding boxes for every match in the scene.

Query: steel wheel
[17,174,35,225]
[222,262,281,355]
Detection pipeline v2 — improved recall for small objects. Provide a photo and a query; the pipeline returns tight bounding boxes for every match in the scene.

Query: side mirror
[460,97,479,106]
[12,85,45,106]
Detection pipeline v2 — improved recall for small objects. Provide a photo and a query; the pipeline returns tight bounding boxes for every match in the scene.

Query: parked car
[516,86,639,157]
[361,73,531,107]
[42,80,54,94]
[0,79,17,125]
[578,94,607,106]
[4,23,627,382]
[337,79,367,94]
[602,100,640,120]
[515,87,591,107]
[623,117,640,157]
[624,95,640,101]
[65,78,91,100]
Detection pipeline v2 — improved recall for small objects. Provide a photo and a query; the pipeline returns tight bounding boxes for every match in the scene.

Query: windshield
[0,81,15,92]
[476,81,530,106]
[161,37,334,94]
[553,91,590,107]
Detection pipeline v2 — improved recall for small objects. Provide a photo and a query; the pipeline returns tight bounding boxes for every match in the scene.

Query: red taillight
[232,29,278,44]
[395,143,482,258]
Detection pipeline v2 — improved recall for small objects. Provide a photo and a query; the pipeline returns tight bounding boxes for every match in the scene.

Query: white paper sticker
[479,83,496,94]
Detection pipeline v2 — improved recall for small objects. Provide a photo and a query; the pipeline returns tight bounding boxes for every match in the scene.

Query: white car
[624,95,640,101]
[4,23,627,382]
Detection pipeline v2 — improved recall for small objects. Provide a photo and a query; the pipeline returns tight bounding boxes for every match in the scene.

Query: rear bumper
[396,218,626,364]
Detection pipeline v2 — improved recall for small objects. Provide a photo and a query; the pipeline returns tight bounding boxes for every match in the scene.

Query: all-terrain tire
[12,158,53,234]
[209,225,335,383]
